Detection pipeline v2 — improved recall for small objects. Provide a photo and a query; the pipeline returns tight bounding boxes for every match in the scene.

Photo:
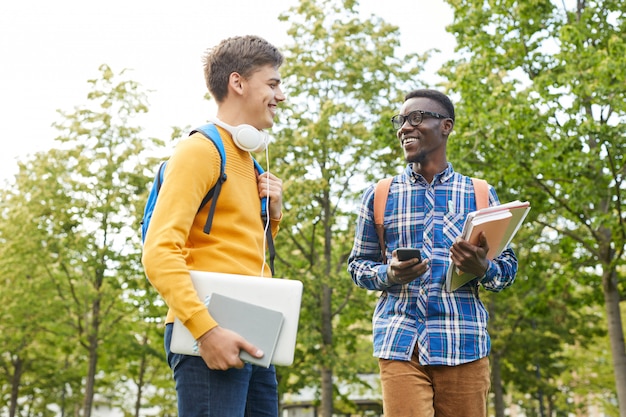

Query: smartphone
[396,248,422,262]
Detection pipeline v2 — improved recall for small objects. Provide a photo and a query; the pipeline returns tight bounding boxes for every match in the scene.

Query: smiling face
[238,64,285,130]
[396,96,454,166]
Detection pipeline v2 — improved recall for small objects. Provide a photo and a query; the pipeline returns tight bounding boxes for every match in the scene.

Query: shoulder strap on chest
[373,177,393,264]
[471,177,489,210]
[190,124,228,234]
[191,123,227,177]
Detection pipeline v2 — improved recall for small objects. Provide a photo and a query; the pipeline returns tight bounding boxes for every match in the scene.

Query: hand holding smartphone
[396,248,422,262]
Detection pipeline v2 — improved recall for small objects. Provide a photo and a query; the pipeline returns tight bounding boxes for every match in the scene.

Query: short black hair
[404,89,455,121]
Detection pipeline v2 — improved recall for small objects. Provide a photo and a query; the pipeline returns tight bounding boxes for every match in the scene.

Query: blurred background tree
[441,0,625,415]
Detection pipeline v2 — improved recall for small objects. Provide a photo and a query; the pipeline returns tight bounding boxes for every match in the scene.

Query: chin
[404,151,416,163]
[406,154,425,165]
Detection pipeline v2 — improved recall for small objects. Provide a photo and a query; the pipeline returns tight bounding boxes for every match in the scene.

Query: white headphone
[211,117,269,153]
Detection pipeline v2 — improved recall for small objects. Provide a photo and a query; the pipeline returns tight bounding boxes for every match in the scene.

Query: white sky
[0,0,455,184]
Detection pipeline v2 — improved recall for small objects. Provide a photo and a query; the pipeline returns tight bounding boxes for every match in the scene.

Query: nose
[275,86,286,102]
[396,118,414,141]
[397,119,413,135]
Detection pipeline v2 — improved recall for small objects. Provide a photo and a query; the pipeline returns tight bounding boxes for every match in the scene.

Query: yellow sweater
[142,126,280,340]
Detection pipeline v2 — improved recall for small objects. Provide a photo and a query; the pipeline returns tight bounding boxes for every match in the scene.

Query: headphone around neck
[211,118,269,153]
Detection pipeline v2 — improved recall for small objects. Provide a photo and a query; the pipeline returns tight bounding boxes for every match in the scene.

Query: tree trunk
[9,355,22,417]
[603,266,626,417]
[321,366,333,417]
[82,298,101,417]
[320,284,334,417]
[134,333,149,417]
[82,334,98,417]
[320,197,335,417]
[491,353,505,417]
[535,359,545,417]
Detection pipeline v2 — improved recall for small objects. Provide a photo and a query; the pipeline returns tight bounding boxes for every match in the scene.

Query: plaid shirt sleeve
[347,184,393,291]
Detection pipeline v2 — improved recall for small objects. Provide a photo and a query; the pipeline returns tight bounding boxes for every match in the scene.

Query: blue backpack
[141,123,275,272]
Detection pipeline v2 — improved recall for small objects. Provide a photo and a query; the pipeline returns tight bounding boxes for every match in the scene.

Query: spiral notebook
[170,270,303,367]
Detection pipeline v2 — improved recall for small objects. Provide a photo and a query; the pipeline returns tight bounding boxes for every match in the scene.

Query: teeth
[403,138,417,145]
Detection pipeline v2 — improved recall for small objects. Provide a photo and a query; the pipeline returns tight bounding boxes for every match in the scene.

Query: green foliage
[0,64,169,416]
[442,0,625,414]
[488,224,612,415]
[275,0,428,185]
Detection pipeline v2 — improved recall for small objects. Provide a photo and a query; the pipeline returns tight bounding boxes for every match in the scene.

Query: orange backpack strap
[471,178,489,210]
[374,177,487,264]
[374,177,393,264]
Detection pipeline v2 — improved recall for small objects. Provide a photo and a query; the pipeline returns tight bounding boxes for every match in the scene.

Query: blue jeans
[164,323,279,417]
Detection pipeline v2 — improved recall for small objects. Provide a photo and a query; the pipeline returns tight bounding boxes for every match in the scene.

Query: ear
[228,72,244,96]
[441,118,454,136]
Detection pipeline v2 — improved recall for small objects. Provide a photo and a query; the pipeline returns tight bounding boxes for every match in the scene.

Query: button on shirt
[347,163,517,366]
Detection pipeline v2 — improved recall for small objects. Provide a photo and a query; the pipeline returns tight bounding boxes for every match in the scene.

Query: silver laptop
[170,270,303,367]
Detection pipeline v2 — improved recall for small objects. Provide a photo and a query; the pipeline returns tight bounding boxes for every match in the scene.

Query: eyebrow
[268,77,282,85]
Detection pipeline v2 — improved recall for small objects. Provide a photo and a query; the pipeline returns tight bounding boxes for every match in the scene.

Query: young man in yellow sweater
[142,35,286,417]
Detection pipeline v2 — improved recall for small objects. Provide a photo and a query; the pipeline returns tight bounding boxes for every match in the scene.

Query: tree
[440,0,626,414]
[486,226,608,417]
[0,151,91,417]
[0,64,163,417]
[0,194,76,417]
[271,0,430,414]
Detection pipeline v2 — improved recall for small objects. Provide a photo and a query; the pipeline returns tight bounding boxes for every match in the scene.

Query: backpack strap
[253,159,275,275]
[190,124,228,236]
[140,162,168,242]
[140,134,224,244]
[155,161,167,192]
[471,178,489,210]
[373,177,393,264]
[253,159,268,219]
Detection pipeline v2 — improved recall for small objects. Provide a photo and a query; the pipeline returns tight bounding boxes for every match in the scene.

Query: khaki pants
[379,353,490,417]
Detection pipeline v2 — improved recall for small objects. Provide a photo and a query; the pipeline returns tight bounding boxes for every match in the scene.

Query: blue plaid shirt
[348,163,517,366]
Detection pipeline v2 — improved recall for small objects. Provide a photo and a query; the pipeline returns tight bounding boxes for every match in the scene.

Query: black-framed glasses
[390,110,450,130]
